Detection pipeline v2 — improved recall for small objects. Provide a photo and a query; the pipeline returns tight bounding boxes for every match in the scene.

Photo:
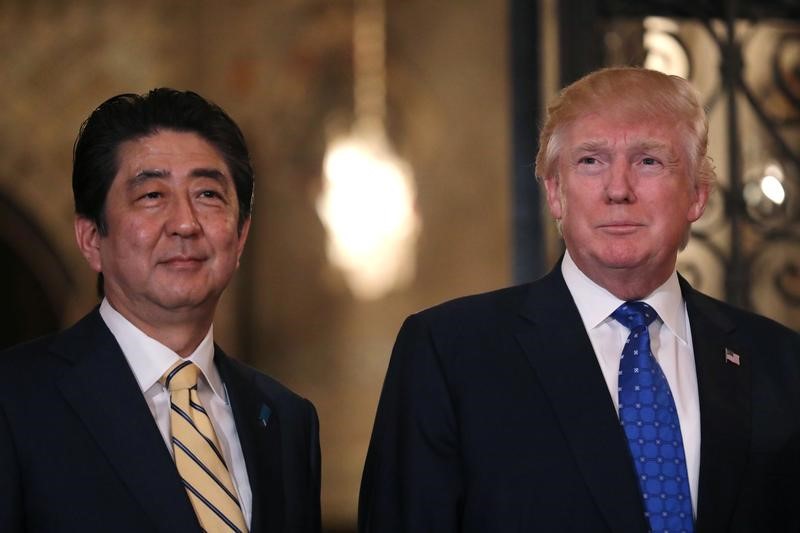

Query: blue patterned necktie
[613,301,693,533]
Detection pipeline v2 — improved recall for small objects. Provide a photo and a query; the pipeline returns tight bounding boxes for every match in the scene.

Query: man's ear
[74,216,103,273]
[687,180,710,223]
[543,175,564,220]
[236,216,252,268]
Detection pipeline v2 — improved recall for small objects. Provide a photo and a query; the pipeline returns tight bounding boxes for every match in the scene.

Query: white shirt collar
[98,298,226,399]
[561,250,689,344]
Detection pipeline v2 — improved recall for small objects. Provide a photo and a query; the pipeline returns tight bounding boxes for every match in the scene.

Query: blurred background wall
[1,1,510,529]
[2,1,799,531]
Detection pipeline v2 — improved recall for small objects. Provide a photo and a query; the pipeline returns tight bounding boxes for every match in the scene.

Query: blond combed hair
[534,67,716,191]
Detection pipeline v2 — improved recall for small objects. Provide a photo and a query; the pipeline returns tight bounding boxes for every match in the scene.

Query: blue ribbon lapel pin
[258,403,272,428]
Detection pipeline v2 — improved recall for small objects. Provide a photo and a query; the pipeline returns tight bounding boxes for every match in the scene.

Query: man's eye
[200,190,221,199]
[579,157,598,165]
[142,191,162,200]
[641,157,659,165]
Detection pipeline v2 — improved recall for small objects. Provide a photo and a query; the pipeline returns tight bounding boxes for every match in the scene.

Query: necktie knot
[161,360,199,392]
[611,301,658,331]
[162,359,248,531]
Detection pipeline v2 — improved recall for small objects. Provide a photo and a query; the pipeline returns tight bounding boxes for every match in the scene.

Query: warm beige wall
[1,0,510,528]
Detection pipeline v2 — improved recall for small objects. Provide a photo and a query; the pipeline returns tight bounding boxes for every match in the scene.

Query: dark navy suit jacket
[359,267,800,532]
[0,308,321,533]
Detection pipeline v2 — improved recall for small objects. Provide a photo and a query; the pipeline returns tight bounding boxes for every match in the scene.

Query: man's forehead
[124,167,229,186]
[566,112,681,149]
[115,131,232,180]
[570,137,674,151]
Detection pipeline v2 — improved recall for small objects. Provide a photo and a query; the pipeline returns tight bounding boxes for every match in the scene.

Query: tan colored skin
[75,130,251,356]
[543,111,709,301]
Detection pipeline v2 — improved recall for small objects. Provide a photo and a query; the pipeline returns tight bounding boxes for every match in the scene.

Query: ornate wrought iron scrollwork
[774,33,800,117]
[618,7,800,329]
[774,252,800,306]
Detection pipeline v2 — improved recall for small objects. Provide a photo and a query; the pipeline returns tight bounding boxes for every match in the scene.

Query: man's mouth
[597,222,644,234]
[160,255,206,268]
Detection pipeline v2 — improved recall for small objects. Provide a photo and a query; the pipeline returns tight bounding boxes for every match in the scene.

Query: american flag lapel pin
[724,348,741,366]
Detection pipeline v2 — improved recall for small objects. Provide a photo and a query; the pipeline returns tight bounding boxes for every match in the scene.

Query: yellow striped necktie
[162,360,248,533]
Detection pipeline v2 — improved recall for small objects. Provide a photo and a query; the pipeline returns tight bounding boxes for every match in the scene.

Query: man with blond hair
[359,67,800,532]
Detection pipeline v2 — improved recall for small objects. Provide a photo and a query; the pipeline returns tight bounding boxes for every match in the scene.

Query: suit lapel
[515,269,649,533]
[53,310,198,532]
[681,280,750,532]
[216,350,285,533]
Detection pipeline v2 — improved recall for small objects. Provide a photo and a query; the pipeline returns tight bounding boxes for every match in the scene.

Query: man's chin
[591,248,649,271]
[151,289,218,314]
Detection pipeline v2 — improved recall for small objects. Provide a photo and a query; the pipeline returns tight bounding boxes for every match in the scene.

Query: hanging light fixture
[743,161,793,224]
[316,0,420,300]
[643,17,690,79]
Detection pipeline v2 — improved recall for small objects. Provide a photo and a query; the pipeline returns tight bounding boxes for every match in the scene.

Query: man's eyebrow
[190,168,228,182]
[127,167,228,186]
[571,140,609,154]
[134,169,169,179]
[127,169,169,187]
[569,139,673,154]
[633,139,671,152]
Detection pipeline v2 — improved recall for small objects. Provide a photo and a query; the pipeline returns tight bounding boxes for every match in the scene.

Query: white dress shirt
[99,298,253,527]
[561,250,701,516]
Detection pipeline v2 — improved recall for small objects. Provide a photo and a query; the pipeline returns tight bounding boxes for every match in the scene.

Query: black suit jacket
[359,267,800,532]
[0,308,321,533]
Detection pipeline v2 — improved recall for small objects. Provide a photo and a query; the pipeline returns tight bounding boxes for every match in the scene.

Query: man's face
[76,129,250,327]
[544,111,708,297]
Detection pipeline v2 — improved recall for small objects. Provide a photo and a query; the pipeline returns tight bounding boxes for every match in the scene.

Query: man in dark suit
[0,89,321,532]
[359,67,800,532]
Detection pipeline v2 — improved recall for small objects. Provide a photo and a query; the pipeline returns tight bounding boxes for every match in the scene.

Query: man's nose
[605,160,636,203]
[167,195,202,236]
